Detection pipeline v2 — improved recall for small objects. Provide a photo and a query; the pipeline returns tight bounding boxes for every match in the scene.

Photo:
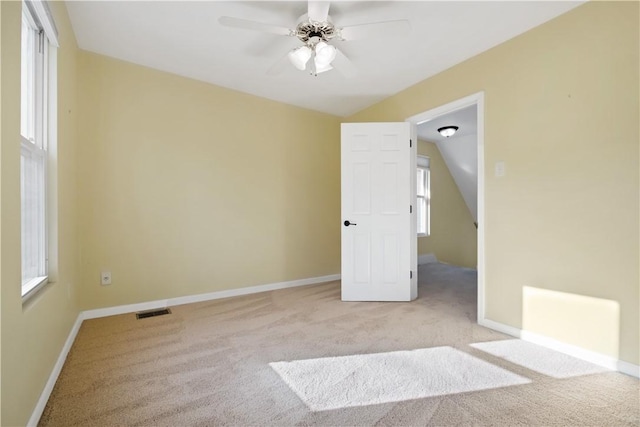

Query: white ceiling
[417,105,479,220]
[66,1,583,117]
[417,104,477,143]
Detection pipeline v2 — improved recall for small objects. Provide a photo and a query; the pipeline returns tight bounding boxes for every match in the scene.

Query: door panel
[341,122,416,301]
[352,162,371,214]
[353,233,371,284]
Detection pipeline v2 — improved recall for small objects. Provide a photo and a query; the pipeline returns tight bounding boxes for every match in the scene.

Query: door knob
[344,220,357,226]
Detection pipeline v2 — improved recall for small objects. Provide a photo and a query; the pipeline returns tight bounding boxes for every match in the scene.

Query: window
[21,0,57,300]
[417,156,430,236]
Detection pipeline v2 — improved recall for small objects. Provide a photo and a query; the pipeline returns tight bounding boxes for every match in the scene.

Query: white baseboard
[83,273,340,320]
[32,276,636,426]
[170,274,340,307]
[617,359,640,377]
[418,253,437,265]
[28,313,84,427]
[30,273,340,425]
[82,298,171,320]
[478,317,640,378]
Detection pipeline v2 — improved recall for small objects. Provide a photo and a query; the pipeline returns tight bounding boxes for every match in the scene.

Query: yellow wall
[348,2,639,365]
[1,2,638,424]
[0,2,80,425]
[418,140,477,268]
[76,52,342,310]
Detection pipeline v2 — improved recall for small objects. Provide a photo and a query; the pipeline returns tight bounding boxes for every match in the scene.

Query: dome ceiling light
[438,126,459,138]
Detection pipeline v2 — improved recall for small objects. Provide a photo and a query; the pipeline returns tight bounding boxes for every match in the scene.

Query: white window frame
[417,155,430,237]
[21,0,58,302]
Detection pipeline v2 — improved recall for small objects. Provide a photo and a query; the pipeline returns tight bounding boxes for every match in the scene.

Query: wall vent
[136,308,171,319]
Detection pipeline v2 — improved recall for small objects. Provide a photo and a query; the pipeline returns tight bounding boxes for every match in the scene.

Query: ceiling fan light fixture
[314,60,333,74]
[314,41,337,67]
[288,46,312,70]
[438,126,459,138]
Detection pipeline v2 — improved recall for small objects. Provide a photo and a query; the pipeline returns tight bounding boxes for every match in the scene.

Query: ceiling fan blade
[218,16,292,37]
[308,1,330,22]
[266,53,291,76]
[339,20,411,41]
[332,48,357,79]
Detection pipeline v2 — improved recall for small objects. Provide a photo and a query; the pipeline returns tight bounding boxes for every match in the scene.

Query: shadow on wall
[522,286,620,359]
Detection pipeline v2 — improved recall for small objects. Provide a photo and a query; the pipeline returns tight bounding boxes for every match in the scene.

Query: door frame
[405,91,485,322]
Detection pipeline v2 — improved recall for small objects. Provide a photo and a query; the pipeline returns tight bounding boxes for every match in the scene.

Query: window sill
[418,233,429,238]
[22,276,49,303]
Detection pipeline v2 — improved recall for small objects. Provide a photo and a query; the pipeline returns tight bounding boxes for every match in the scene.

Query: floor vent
[136,308,171,319]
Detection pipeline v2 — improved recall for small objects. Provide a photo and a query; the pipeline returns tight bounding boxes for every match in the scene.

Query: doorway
[406,92,485,322]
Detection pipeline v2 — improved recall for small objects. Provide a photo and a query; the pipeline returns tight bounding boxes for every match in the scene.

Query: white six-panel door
[341,122,417,301]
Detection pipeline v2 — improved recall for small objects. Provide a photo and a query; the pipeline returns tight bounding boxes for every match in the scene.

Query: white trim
[26,273,637,426]
[405,91,485,321]
[417,155,430,168]
[478,317,525,339]
[416,155,430,237]
[21,275,48,302]
[82,298,171,320]
[27,314,83,427]
[46,44,58,283]
[83,273,341,320]
[21,5,57,303]
[29,273,340,425]
[478,318,640,378]
[617,360,640,378]
[171,274,340,306]
[26,0,59,47]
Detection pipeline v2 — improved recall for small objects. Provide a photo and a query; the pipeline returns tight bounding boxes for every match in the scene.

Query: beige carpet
[39,263,639,426]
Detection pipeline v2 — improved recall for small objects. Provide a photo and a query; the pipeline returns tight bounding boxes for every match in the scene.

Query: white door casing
[341,122,417,301]
[406,91,484,322]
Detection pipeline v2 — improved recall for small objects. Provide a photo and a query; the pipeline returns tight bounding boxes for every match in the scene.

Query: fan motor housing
[295,19,336,43]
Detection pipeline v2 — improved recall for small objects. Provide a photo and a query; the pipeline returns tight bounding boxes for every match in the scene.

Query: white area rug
[270,346,530,411]
[470,339,611,378]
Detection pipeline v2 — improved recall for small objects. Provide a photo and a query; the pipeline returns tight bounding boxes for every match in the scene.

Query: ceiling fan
[218,1,410,78]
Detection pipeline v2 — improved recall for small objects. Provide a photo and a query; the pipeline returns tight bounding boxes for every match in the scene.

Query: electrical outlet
[495,161,506,177]
[101,271,112,286]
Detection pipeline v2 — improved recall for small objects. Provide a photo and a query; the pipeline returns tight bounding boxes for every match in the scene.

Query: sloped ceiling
[66,1,584,116]
[418,105,478,222]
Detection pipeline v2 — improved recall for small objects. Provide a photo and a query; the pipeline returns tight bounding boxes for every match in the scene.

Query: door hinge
[410,271,413,279]
[410,205,412,214]
[409,139,412,148]
[38,30,44,54]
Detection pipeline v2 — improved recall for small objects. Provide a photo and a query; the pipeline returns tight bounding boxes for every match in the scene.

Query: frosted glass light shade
[315,41,337,67]
[437,126,459,138]
[288,46,312,70]
[314,59,333,74]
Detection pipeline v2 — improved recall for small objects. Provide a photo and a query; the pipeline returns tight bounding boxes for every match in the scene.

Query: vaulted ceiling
[66,1,583,117]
